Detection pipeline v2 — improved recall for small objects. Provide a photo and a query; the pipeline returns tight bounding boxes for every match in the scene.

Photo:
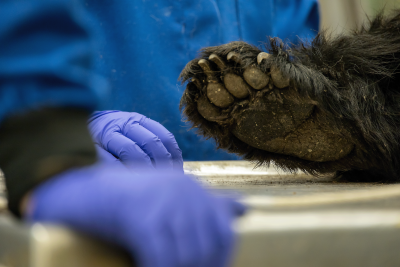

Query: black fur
[180,11,400,182]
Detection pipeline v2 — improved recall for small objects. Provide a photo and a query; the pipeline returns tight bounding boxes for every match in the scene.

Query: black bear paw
[180,41,355,164]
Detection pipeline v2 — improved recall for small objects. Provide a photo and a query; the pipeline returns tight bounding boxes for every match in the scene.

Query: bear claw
[257,52,270,64]
[198,59,218,83]
[208,54,226,69]
[227,51,241,63]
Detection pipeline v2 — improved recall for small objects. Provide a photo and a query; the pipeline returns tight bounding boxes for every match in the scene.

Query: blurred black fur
[180,11,400,182]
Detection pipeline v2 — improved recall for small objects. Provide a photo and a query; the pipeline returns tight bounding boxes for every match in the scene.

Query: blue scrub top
[0,0,319,160]
[83,0,319,160]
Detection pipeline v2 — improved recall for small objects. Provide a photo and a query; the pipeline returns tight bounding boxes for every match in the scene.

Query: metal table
[1,161,400,267]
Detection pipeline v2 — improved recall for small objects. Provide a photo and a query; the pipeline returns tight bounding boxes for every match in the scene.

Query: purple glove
[28,164,246,267]
[88,111,183,172]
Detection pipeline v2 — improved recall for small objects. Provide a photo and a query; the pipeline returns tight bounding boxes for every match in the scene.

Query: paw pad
[243,67,270,90]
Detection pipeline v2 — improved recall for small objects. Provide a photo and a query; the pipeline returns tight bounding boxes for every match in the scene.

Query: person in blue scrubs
[83,0,320,161]
[0,1,319,266]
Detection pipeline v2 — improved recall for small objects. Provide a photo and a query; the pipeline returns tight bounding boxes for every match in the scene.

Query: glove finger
[197,200,235,267]
[105,132,154,170]
[219,196,248,217]
[134,231,176,267]
[178,193,238,267]
[231,200,248,217]
[95,144,126,168]
[129,175,203,267]
[170,179,224,267]
[123,123,173,170]
[127,181,182,267]
[168,194,203,267]
[208,198,239,267]
[139,117,184,172]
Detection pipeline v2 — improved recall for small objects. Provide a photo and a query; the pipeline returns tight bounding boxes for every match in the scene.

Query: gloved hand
[88,111,183,172]
[28,164,246,267]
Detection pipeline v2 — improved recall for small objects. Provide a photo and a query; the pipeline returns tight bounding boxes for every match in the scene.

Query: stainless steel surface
[30,224,132,267]
[0,215,132,267]
[187,161,400,267]
[1,161,400,266]
[0,216,29,267]
[187,161,400,210]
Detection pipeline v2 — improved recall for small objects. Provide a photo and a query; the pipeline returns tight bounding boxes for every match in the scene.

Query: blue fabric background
[0,0,319,160]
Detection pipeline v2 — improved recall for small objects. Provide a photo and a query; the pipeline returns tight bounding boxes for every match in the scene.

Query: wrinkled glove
[28,163,246,267]
[88,111,183,172]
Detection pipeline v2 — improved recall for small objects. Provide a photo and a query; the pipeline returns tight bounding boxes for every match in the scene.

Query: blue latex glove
[88,111,183,172]
[28,163,246,267]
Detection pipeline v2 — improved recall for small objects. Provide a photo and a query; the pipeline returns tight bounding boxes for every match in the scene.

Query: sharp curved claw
[227,51,242,64]
[198,59,218,82]
[191,77,203,89]
[209,54,226,69]
[257,52,270,64]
